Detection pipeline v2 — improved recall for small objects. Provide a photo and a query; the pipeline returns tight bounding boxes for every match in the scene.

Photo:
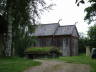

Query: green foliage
[76,0,96,24]
[88,24,96,47]
[0,57,41,72]
[78,32,90,53]
[25,47,52,52]
[78,37,86,53]
[25,47,61,54]
[84,0,96,24]
[88,24,96,40]
[14,35,37,57]
[0,0,53,56]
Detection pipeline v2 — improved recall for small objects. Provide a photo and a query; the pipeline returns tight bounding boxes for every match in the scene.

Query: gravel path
[24,60,91,72]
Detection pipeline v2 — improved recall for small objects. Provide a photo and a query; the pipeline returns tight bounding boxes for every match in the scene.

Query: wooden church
[32,23,79,56]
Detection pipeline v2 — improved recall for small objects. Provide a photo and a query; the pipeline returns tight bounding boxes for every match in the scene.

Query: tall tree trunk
[5,9,13,56]
[6,21,12,56]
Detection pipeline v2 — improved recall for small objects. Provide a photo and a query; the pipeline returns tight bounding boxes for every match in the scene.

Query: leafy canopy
[84,0,96,24]
[76,0,96,24]
[88,24,96,47]
[0,0,54,56]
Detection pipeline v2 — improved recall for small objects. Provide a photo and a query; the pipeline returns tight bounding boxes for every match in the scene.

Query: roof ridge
[71,26,75,35]
[71,25,79,37]
[39,23,59,25]
[60,25,75,27]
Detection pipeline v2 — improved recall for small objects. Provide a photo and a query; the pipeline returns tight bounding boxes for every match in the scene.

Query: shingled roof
[55,25,75,35]
[32,23,79,37]
[32,23,59,36]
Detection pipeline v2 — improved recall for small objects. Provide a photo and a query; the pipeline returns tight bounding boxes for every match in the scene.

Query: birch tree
[0,0,53,56]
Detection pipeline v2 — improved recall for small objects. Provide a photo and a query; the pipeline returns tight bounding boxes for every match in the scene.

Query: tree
[76,0,96,24]
[88,24,96,47]
[84,0,96,24]
[0,0,53,56]
[0,15,8,56]
[76,0,96,50]
[75,0,85,6]
[78,32,88,53]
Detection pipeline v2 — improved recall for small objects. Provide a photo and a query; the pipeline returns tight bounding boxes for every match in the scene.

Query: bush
[24,47,61,58]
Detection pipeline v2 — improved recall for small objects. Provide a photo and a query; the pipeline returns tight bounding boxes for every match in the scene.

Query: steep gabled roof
[32,23,59,36]
[32,23,79,37]
[55,25,75,35]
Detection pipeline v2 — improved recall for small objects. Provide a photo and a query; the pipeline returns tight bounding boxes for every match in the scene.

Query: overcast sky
[40,0,91,35]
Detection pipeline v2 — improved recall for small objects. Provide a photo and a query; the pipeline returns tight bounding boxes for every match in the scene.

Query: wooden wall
[34,37,53,47]
[71,37,78,56]
[33,36,78,56]
[62,37,71,56]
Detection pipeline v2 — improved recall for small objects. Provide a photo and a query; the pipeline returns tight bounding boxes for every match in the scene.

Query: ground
[24,60,91,72]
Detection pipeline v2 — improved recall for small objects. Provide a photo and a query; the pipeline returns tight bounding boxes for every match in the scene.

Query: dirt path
[24,60,91,72]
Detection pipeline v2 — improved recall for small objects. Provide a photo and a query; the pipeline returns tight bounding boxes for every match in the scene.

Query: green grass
[56,54,96,72]
[0,57,41,72]
[25,47,52,52]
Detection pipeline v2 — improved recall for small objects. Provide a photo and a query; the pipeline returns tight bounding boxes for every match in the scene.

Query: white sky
[40,0,91,35]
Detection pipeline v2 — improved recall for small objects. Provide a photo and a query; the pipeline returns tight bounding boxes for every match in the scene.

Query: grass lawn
[56,54,96,72]
[0,57,41,72]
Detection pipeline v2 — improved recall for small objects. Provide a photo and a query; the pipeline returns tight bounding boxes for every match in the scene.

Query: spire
[58,19,62,24]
